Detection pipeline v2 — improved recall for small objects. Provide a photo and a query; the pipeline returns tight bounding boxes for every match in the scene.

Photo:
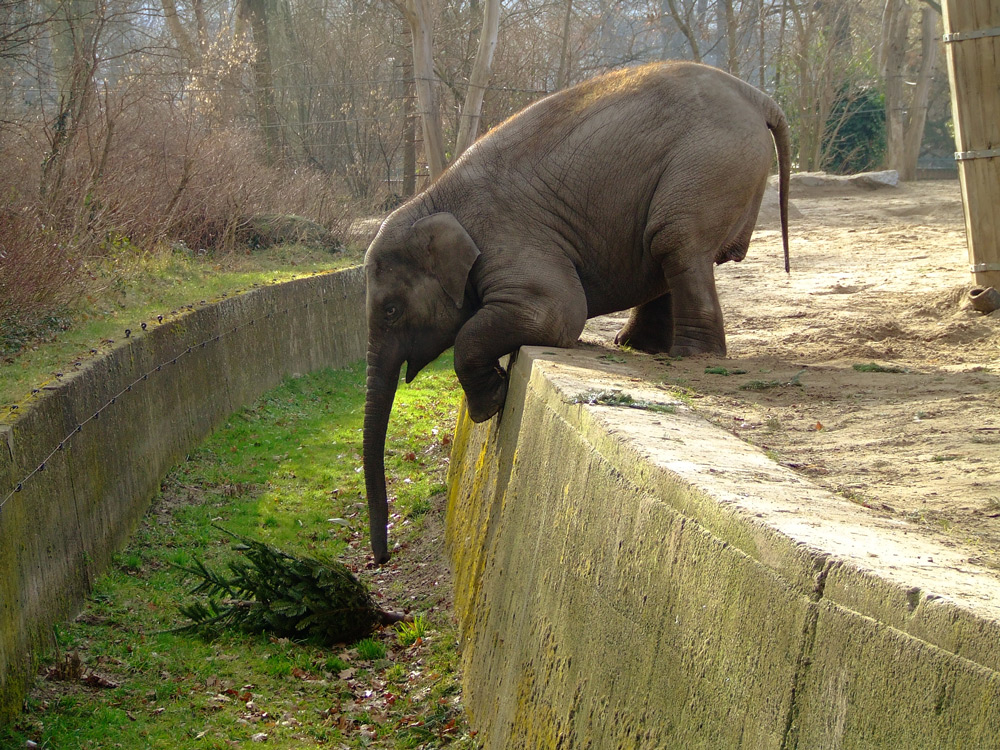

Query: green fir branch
[171,526,385,644]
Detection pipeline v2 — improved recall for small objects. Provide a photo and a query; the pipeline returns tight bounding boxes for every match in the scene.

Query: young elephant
[364,61,790,563]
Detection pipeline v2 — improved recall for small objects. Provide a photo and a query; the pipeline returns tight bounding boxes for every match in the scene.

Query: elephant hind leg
[615,293,674,354]
[615,257,727,357]
[664,260,726,356]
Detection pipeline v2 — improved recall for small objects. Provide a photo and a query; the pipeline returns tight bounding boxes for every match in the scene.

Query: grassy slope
[1,245,363,409]
[1,244,477,748]
[0,356,473,749]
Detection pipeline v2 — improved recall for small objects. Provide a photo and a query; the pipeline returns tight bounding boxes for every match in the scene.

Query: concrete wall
[0,267,366,721]
[447,347,1000,748]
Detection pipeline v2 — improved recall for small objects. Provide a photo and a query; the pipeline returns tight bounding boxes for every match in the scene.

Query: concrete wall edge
[447,346,1000,747]
[0,266,367,721]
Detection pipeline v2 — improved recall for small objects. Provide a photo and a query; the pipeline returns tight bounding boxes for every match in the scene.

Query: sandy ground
[583,179,1000,574]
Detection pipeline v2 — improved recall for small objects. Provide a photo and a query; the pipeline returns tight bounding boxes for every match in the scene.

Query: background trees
[1,0,950,201]
[0,0,951,331]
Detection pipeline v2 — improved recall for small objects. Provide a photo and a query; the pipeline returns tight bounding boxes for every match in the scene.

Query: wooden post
[941,1,1000,289]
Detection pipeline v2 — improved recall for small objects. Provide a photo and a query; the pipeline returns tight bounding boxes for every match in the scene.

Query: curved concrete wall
[447,347,1000,748]
[0,267,366,720]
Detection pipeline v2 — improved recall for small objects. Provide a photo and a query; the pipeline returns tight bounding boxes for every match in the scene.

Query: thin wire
[0,276,338,513]
[17,78,551,97]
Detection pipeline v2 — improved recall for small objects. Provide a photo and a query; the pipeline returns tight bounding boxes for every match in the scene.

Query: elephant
[363,61,790,563]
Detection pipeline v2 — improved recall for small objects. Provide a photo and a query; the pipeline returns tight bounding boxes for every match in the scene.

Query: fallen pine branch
[171,526,406,645]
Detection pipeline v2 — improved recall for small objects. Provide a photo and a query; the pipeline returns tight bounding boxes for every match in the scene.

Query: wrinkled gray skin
[364,61,790,563]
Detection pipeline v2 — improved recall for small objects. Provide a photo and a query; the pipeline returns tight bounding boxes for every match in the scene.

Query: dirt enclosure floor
[583,178,1000,577]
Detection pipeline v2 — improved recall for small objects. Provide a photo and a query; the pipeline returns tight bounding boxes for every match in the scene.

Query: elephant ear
[411,213,481,308]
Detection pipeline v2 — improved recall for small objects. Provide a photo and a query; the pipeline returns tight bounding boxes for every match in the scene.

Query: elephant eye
[384,303,401,324]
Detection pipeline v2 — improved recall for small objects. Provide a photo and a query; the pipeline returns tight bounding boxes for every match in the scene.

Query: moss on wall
[447,347,1000,748]
[0,268,366,721]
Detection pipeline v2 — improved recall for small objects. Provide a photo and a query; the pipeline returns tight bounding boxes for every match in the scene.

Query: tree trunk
[273,0,309,164]
[718,0,737,74]
[243,0,282,164]
[41,0,100,201]
[774,0,787,91]
[900,5,939,180]
[881,0,913,174]
[402,0,447,181]
[757,0,766,88]
[192,0,208,54]
[454,0,500,157]
[402,52,416,196]
[556,0,575,87]
[161,0,200,67]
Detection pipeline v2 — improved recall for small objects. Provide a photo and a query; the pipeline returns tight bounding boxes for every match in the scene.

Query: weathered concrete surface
[0,268,365,721]
[447,347,1000,748]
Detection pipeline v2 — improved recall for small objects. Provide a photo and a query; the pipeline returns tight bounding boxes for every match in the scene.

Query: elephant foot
[669,338,727,358]
[615,321,673,354]
[464,367,508,423]
[615,295,675,354]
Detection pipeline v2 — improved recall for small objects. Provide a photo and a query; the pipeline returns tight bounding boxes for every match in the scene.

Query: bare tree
[385,0,501,180]
[899,4,937,179]
[455,0,500,155]
[161,0,209,69]
[881,0,938,179]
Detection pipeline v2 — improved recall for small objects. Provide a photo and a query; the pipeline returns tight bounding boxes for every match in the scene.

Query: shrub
[0,86,356,343]
[824,84,887,174]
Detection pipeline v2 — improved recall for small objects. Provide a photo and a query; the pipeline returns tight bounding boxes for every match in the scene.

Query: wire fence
[0,271,354,515]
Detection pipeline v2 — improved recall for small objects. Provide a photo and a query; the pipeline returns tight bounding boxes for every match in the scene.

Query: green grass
[852,362,907,374]
[396,615,429,647]
[0,352,476,749]
[570,388,677,413]
[355,638,388,661]
[1,245,363,409]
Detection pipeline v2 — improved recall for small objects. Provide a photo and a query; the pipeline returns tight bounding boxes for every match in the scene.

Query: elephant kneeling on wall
[363,60,791,563]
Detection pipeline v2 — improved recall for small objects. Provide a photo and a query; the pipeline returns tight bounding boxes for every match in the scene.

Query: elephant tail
[764,101,792,273]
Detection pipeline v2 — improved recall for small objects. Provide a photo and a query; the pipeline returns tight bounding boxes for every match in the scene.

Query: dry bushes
[0,87,355,343]
[0,204,81,350]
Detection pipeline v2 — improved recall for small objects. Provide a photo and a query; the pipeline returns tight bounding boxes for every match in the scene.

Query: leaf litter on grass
[1,353,479,749]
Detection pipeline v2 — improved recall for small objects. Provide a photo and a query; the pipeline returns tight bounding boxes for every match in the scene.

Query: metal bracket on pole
[943,26,1000,43]
[970,263,1000,273]
[955,148,1000,161]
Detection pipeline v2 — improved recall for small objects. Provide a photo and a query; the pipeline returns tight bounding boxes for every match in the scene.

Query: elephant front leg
[454,309,512,423]
[459,358,508,423]
[666,262,726,356]
[454,290,587,422]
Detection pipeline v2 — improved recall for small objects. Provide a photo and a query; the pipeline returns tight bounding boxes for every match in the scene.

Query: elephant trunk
[363,344,402,564]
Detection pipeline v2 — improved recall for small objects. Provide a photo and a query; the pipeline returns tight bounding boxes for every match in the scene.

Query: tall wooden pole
[941,1,1000,289]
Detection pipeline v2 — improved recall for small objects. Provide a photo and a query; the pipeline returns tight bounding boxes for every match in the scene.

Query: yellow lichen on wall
[445,347,1000,749]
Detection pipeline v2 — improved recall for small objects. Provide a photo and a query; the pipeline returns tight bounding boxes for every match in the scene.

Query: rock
[777,170,900,191]
[755,184,802,227]
[347,217,385,249]
[240,214,341,252]
[849,170,899,189]
[787,171,843,188]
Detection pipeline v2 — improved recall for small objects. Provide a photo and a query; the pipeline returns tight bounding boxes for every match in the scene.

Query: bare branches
[455,0,501,157]
[663,0,703,62]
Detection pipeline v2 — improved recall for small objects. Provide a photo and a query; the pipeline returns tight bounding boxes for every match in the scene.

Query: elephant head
[363,211,481,563]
